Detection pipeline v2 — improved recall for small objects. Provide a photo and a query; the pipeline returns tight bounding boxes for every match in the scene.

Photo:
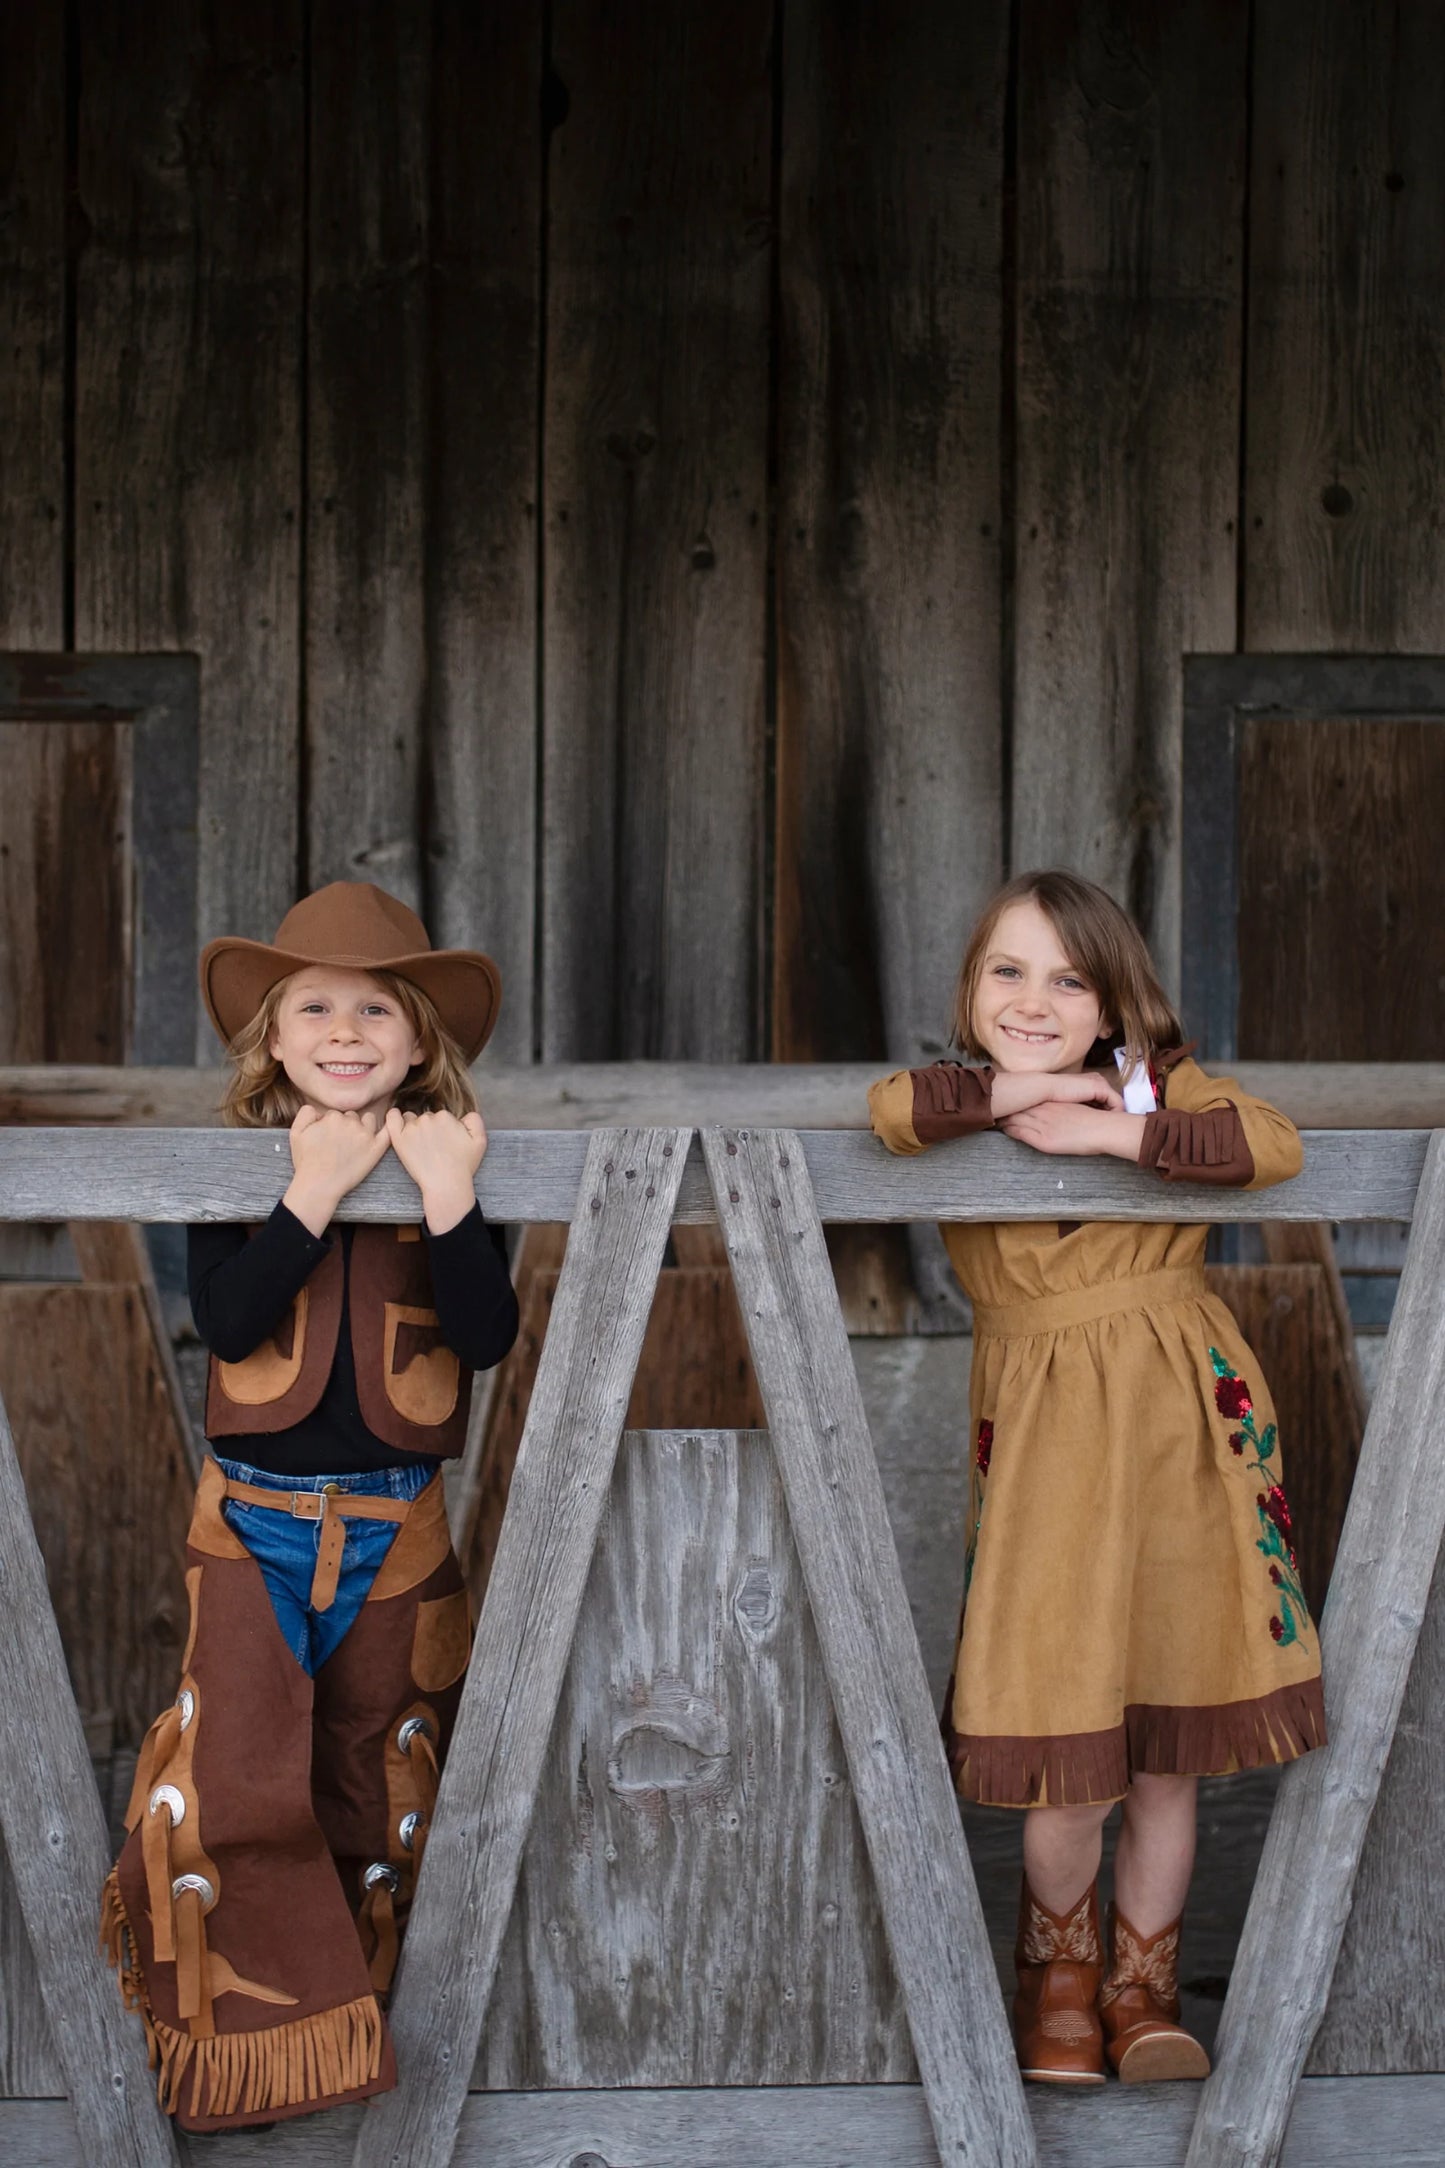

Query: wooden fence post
[703,1126,1036,2168]
[1186,1132,1445,2167]
[0,1383,179,2165]
[352,1127,691,2168]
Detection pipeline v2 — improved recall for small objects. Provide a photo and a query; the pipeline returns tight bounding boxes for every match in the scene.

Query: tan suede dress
[868,1057,1326,1808]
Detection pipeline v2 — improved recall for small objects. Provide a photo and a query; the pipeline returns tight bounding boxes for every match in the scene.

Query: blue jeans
[215,1456,440,1675]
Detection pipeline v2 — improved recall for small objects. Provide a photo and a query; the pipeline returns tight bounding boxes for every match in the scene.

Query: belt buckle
[289,1493,324,1521]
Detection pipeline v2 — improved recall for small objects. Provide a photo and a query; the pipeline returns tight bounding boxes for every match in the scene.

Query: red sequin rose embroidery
[1209,1348,1310,1649]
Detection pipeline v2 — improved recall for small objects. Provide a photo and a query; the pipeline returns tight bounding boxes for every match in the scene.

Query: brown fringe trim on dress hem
[946,1674,1327,1807]
[100,1869,385,2120]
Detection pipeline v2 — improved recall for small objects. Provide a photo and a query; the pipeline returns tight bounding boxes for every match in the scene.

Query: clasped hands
[283,1104,487,1236]
[989,1070,1149,1163]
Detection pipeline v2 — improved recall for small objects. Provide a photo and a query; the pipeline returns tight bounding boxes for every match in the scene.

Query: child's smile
[268,967,423,1121]
[973,900,1112,1076]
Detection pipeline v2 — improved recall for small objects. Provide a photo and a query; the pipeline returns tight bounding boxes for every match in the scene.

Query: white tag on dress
[1114,1046,1157,1115]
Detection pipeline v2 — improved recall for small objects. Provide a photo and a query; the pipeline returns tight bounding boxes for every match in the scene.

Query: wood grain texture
[73,0,304,982]
[0,0,64,647]
[0,724,130,1062]
[306,0,429,907]
[477,1428,912,2087]
[1206,1262,1363,1611]
[774,0,1006,1064]
[0,1285,193,1746]
[0,1124,1430,1227]
[0,1384,179,2161]
[1244,0,1445,650]
[1258,1218,1369,1429]
[1013,0,1246,986]
[425,0,541,1063]
[703,1129,1033,2168]
[0,1835,63,2098]
[5,2076,1445,2166]
[1239,718,1445,1061]
[353,1129,690,2168]
[1186,1134,1445,2167]
[541,0,770,1060]
[1311,1515,1445,2073]
[3,1060,1442,1131]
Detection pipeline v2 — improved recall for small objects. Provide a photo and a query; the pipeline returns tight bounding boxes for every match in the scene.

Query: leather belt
[222,1478,413,1613]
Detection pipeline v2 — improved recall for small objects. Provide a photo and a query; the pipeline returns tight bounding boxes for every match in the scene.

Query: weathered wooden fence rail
[0,1125,1441,2168]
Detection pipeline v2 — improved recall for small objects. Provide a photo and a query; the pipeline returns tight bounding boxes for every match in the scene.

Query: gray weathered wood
[5,2077,1445,2167]
[541,0,770,1061]
[352,1128,691,2168]
[306,0,429,908]
[1312,1524,1445,2071]
[477,1428,913,2087]
[774,0,1006,1066]
[0,1125,1427,1228]
[0,1386,178,2161]
[703,1128,1033,2168]
[0,1839,62,2099]
[1244,0,1445,652]
[73,0,304,995]
[1012,0,1246,988]
[4,1060,1442,1132]
[426,0,541,1064]
[0,0,64,651]
[1187,1133,1445,2167]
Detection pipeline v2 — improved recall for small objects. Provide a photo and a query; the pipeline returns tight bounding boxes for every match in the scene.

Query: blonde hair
[220,969,479,1128]
[952,869,1184,1075]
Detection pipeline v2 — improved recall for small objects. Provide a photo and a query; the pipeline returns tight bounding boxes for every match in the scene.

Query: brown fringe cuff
[1139,1106,1254,1186]
[100,1869,386,2124]
[946,1674,1327,1807]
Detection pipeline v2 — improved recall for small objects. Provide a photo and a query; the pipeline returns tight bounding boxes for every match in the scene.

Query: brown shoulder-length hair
[220,969,479,1128]
[952,869,1184,1076]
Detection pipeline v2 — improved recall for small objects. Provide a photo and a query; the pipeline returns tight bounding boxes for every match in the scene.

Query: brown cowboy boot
[1012,1879,1106,2085]
[1099,1903,1210,2083]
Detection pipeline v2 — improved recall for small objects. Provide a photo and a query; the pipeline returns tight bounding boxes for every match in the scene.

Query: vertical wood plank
[1244,0,1445,650]
[74,0,305,988]
[477,1428,913,2087]
[307,0,430,909]
[1186,1136,1445,2166]
[703,1129,1034,2168]
[426,1,542,1062]
[0,0,65,648]
[0,1382,179,2161]
[353,1128,690,2168]
[774,0,1007,1065]
[541,1,771,1060]
[1012,0,1246,987]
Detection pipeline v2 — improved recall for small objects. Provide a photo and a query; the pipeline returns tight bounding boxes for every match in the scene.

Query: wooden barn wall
[1,0,1442,1062]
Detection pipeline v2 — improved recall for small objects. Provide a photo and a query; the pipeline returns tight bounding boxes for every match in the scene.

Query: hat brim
[201,938,502,1064]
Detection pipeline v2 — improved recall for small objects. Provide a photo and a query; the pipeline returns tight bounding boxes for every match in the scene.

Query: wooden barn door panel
[0,722,132,1064]
[1238,717,1445,1061]
[476,1428,914,2088]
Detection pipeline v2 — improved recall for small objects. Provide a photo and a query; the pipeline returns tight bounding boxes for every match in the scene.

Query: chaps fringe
[99,1870,384,2120]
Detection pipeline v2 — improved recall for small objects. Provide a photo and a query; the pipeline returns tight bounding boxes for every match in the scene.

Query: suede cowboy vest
[204,1225,471,1458]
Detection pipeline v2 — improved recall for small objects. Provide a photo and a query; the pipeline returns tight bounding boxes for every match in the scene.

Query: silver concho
[148,1784,186,1825]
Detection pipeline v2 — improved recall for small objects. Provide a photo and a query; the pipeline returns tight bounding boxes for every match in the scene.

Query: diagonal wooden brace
[1186,1132,1445,2167]
[352,1126,691,2168]
[702,1125,1036,2168]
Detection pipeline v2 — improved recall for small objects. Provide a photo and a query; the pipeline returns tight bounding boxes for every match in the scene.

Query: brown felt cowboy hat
[200,882,501,1061]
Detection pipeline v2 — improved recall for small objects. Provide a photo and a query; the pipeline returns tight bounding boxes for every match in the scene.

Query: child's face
[268,968,424,1120]
[971,899,1111,1075]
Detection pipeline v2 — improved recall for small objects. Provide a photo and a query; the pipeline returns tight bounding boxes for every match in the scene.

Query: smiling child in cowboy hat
[101,882,519,2133]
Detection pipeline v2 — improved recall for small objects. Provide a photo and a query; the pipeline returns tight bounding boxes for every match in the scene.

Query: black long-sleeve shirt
[188,1201,518,1476]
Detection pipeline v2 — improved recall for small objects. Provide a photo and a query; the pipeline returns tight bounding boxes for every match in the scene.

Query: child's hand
[284,1105,392,1234]
[989,1069,1125,1120]
[385,1107,487,1233]
[998,1101,1147,1161]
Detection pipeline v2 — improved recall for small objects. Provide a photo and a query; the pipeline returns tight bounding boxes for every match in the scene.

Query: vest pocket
[217,1288,309,1404]
[383,1304,460,1425]
[411,1589,472,1692]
